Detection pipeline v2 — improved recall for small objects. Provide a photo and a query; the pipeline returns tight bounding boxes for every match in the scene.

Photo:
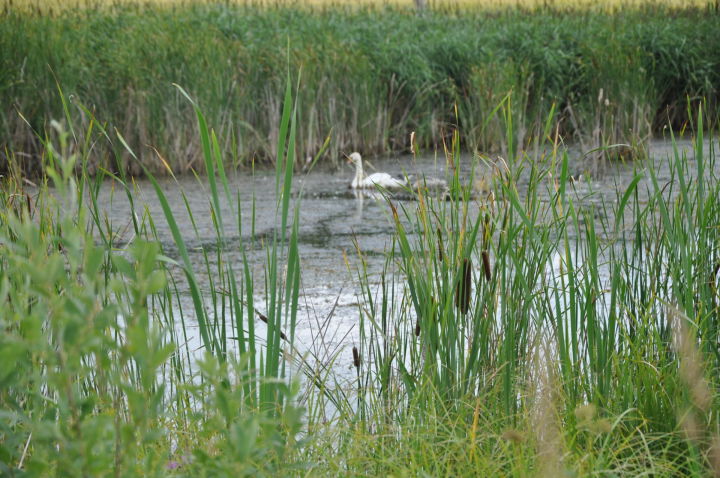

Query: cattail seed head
[352,346,361,368]
[455,258,472,315]
[415,318,421,337]
[481,250,491,281]
[436,227,444,263]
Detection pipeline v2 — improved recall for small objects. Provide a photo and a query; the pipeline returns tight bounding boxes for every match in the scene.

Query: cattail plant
[352,346,361,369]
[481,249,491,282]
[436,226,445,263]
[455,257,472,315]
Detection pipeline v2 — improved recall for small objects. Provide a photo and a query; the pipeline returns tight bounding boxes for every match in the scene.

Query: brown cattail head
[352,346,361,368]
[481,250,491,281]
[436,227,444,263]
[415,318,421,337]
[455,258,472,315]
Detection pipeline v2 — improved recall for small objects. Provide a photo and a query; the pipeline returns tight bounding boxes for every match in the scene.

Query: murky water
[93,139,717,379]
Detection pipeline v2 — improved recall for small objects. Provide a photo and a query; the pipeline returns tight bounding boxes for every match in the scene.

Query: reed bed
[1,5,720,176]
[337,110,720,475]
[2,82,720,475]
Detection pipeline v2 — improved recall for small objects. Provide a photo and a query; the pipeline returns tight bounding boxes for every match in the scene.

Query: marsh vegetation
[2,4,720,174]
[2,2,720,476]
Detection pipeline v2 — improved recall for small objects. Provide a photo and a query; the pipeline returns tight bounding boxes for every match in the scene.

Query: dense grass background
[1,5,719,175]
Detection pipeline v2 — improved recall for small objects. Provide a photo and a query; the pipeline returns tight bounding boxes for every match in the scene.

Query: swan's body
[348,152,407,189]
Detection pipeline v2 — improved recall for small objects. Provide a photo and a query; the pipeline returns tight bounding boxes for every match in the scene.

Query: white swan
[347,152,407,189]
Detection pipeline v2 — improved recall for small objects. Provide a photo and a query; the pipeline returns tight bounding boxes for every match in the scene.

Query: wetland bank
[2,2,720,476]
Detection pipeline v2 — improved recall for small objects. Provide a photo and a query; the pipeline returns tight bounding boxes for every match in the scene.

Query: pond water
[92,138,716,383]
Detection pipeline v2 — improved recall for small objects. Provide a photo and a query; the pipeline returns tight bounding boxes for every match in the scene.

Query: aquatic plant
[340,103,720,475]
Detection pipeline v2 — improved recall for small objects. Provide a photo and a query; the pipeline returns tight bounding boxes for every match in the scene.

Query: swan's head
[347,152,362,165]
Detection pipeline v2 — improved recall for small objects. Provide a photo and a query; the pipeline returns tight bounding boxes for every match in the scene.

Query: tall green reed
[344,101,719,475]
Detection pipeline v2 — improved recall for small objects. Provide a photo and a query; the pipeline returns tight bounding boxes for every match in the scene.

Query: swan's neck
[353,161,365,188]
